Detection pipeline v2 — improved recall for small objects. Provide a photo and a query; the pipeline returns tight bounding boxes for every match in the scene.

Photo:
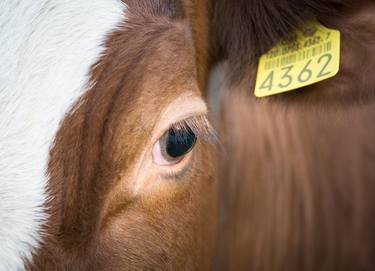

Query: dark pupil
[166,127,197,158]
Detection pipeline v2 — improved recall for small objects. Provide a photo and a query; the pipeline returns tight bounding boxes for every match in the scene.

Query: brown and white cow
[1,1,218,270]
[3,0,375,270]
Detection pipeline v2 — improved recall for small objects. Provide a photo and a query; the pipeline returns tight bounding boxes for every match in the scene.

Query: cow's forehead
[0,1,125,269]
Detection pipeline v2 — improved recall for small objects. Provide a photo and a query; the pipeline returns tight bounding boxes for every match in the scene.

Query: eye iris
[166,127,197,158]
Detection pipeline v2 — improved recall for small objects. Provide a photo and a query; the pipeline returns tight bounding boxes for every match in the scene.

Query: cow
[2,0,375,270]
[0,1,218,270]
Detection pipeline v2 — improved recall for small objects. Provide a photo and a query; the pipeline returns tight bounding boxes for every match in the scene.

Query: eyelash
[168,115,218,144]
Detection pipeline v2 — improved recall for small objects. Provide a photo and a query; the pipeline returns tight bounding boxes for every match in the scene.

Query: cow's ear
[210,0,350,85]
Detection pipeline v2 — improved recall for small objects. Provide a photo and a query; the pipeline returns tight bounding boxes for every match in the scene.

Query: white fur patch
[0,1,125,269]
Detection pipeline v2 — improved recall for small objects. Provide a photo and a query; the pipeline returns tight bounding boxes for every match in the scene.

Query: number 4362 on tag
[254,22,341,98]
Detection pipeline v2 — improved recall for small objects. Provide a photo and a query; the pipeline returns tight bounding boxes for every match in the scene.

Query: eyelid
[150,92,208,144]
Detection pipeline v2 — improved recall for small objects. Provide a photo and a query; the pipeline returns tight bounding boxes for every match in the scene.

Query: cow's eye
[153,125,197,166]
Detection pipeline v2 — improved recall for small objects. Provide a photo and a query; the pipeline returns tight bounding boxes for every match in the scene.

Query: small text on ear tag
[254,21,341,98]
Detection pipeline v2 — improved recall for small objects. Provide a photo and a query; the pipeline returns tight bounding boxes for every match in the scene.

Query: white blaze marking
[0,0,126,269]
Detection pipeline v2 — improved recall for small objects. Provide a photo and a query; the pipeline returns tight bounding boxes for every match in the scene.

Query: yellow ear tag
[254,21,340,98]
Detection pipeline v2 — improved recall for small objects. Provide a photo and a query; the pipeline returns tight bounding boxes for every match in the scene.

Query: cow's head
[1,1,217,270]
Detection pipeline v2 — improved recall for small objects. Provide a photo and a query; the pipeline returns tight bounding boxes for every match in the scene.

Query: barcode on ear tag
[254,21,340,98]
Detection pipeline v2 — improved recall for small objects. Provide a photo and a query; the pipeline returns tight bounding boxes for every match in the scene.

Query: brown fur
[28,1,217,270]
[215,0,375,270]
[217,91,375,271]
[182,0,212,93]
